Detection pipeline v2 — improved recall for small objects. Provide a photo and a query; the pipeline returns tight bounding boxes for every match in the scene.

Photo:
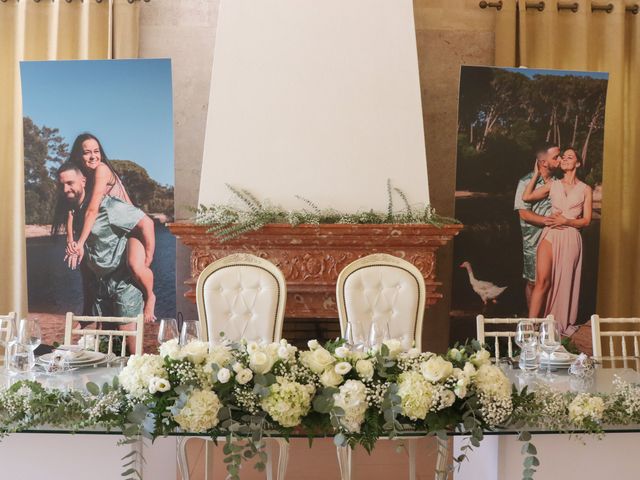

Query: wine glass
[344,322,366,352]
[180,320,201,345]
[539,320,562,379]
[368,320,390,350]
[18,318,41,371]
[515,320,538,373]
[157,318,179,345]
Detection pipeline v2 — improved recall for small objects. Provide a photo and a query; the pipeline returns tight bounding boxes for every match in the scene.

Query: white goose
[460,261,507,305]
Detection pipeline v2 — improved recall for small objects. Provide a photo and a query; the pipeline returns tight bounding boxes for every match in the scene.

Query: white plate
[38,350,107,365]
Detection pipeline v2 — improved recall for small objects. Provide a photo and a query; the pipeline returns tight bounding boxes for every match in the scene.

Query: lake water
[27,224,176,318]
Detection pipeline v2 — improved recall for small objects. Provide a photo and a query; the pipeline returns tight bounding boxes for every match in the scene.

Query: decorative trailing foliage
[2,340,640,480]
[194,182,459,241]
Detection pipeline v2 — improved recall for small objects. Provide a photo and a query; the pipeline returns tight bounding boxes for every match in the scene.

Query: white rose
[463,362,477,378]
[471,349,491,367]
[249,351,276,374]
[159,339,183,361]
[335,362,352,375]
[355,359,374,380]
[320,368,344,387]
[308,339,320,350]
[300,347,335,374]
[181,340,209,364]
[440,389,456,408]
[148,376,171,394]
[232,362,243,373]
[247,342,260,354]
[407,348,421,359]
[277,345,290,360]
[335,346,349,359]
[217,367,231,384]
[383,339,404,359]
[420,356,454,383]
[236,368,253,385]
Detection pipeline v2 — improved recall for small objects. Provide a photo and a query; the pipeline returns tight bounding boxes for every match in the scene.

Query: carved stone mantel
[167,223,462,319]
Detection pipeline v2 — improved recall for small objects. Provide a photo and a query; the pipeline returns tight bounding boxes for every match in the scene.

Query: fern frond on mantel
[194,182,460,241]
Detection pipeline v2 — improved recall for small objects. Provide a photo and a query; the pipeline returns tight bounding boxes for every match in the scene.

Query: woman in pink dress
[522,148,593,336]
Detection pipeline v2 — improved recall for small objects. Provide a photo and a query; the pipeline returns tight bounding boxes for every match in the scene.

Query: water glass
[539,320,561,378]
[515,320,538,373]
[180,320,201,345]
[368,320,390,349]
[17,318,41,371]
[157,318,179,345]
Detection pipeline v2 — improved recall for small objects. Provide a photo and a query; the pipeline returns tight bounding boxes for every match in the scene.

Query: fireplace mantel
[168,223,462,319]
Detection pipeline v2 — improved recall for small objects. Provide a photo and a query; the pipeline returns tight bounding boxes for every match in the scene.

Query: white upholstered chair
[336,253,426,480]
[591,315,640,369]
[476,315,553,360]
[177,253,288,480]
[64,313,144,356]
[0,312,16,365]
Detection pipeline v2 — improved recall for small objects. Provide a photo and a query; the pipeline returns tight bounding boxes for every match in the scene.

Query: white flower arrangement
[119,354,168,399]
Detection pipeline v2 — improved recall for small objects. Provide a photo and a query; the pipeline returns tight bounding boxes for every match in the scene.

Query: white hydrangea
[420,356,454,383]
[473,364,511,399]
[174,389,222,432]
[261,378,313,428]
[333,380,368,433]
[397,371,436,420]
[569,394,605,425]
[119,354,168,399]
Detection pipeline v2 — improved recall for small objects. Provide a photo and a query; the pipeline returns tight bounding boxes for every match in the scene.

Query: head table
[1,362,639,480]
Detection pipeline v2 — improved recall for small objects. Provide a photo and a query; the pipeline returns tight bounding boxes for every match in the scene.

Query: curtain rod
[0,0,151,3]
[479,1,639,14]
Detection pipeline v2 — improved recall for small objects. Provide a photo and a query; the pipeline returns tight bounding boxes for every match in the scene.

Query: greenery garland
[194,181,459,241]
[2,340,640,480]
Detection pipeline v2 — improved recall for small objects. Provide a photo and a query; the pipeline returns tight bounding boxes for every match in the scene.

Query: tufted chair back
[337,254,426,350]
[196,254,286,344]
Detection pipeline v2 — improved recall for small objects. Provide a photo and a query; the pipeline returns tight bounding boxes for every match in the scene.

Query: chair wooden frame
[64,313,144,356]
[195,253,287,344]
[182,253,287,480]
[336,253,426,350]
[591,314,640,369]
[476,315,554,359]
[336,253,426,480]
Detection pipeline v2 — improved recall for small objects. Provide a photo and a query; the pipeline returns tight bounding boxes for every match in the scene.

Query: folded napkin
[540,349,573,361]
[53,347,85,361]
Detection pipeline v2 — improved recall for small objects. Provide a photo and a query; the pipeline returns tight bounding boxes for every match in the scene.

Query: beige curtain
[0,0,140,317]
[495,0,640,317]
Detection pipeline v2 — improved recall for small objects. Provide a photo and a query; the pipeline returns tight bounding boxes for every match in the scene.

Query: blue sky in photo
[20,58,174,186]
[502,66,609,80]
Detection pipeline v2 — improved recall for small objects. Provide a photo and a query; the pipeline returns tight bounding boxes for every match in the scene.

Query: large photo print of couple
[21,59,175,353]
[451,65,608,350]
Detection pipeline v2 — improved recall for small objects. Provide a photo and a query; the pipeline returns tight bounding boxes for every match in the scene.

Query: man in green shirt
[514,144,560,307]
[56,163,152,319]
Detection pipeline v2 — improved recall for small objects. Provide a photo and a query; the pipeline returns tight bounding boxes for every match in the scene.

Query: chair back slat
[591,315,640,370]
[64,313,144,356]
[476,315,554,361]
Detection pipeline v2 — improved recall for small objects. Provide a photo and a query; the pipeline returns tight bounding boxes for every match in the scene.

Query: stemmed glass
[368,320,391,350]
[515,320,538,374]
[180,320,201,346]
[539,320,562,379]
[344,322,366,352]
[158,318,179,345]
[18,318,41,371]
